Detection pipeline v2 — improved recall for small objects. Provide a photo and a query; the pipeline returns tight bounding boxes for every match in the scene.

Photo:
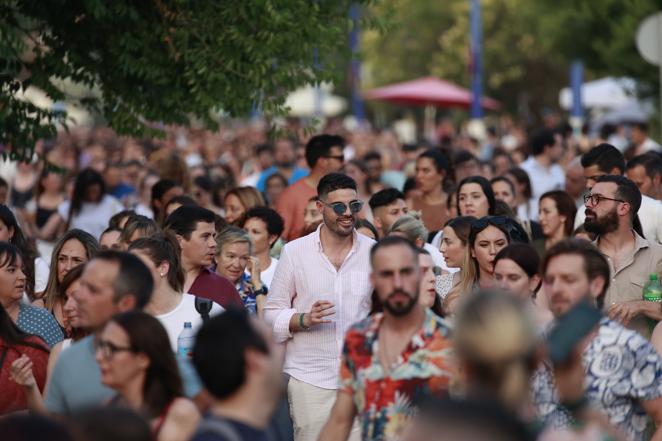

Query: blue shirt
[45,335,114,414]
[256,167,308,193]
[17,303,64,348]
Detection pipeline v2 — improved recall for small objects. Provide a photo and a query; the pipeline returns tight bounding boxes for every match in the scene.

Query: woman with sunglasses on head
[95,311,199,441]
[493,243,553,328]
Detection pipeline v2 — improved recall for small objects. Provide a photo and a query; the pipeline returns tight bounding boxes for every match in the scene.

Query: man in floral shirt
[532,239,662,441]
[318,236,455,441]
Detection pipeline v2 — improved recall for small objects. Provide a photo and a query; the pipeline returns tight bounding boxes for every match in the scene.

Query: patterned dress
[532,318,662,441]
[340,309,456,441]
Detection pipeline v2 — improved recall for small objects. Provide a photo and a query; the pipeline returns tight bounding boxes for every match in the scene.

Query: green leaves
[2,0,376,159]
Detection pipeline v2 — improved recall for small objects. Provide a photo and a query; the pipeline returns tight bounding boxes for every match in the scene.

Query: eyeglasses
[583,193,626,207]
[323,155,345,163]
[94,338,135,360]
[320,199,364,216]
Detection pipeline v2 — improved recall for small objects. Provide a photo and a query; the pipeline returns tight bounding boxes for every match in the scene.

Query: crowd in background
[0,114,662,441]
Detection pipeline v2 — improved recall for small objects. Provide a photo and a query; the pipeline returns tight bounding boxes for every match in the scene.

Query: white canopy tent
[559,77,637,110]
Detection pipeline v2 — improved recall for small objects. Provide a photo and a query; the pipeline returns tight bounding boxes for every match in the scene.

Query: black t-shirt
[191,416,268,441]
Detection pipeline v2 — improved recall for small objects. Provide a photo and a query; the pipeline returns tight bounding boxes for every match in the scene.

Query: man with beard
[532,239,662,441]
[583,175,662,339]
[318,236,455,441]
[574,143,662,244]
[264,173,374,441]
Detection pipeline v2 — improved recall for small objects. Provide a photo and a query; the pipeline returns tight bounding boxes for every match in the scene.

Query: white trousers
[287,376,360,441]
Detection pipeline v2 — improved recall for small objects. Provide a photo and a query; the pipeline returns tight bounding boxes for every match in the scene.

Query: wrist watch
[253,285,268,296]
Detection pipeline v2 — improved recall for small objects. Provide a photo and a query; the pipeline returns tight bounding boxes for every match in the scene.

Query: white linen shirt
[264,225,375,390]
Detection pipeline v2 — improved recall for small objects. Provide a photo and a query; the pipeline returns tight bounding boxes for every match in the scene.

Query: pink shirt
[264,225,375,389]
[275,179,317,241]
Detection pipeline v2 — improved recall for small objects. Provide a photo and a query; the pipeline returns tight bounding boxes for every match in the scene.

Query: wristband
[299,313,310,330]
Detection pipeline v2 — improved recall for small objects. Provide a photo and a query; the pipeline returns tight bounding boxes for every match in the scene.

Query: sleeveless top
[36,206,57,229]
[410,196,449,233]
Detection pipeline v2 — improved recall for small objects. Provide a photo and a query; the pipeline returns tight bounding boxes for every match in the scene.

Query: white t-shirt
[34,257,49,294]
[155,293,224,352]
[520,156,565,221]
[57,195,124,239]
[260,257,279,288]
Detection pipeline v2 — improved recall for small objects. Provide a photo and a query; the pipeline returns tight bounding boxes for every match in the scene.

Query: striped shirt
[264,224,375,389]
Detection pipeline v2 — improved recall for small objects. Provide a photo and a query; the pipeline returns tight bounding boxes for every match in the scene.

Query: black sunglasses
[320,199,364,216]
[323,155,345,162]
[470,216,510,230]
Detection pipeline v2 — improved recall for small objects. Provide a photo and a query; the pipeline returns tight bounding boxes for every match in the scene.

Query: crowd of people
[1,117,662,441]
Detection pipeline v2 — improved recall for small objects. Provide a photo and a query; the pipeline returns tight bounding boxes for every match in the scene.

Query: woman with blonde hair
[215,226,266,316]
[388,214,447,271]
[223,187,266,225]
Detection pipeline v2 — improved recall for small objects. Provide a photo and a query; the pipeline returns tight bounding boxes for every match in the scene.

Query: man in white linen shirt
[520,129,565,220]
[264,172,374,441]
[574,143,662,244]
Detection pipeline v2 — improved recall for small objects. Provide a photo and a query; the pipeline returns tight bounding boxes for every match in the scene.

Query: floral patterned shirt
[532,318,662,441]
[340,309,456,441]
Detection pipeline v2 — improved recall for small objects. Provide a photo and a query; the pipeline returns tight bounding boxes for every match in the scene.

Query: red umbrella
[363,76,501,111]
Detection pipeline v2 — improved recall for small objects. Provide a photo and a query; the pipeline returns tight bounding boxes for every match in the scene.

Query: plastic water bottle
[177,322,195,358]
[642,273,662,333]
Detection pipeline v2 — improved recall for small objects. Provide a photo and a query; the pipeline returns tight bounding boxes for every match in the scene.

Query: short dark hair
[453,150,478,167]
[541,239,610,302]
[530,129,556,156]
[193,175,214,192]
[539,190,577,237]
[580,143,625,175]
[254,142,274,156]
[594,174,642,224]
[193,308,269,399]
[305,134,345,168]
[363,151,382,162]
[151,179,180,203]
[369,188,405,211]
[243,206,285,246]
[164,195,197,212]
[419,148,450,173]
[370,235,419,266]
[317,173,357,199]
[164,205,216,240]
[627,153,662,179]
[95,251,153,308]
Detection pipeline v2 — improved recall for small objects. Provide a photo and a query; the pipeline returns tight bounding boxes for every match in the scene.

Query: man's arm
[641,396,662,441]
[263,249,297,343]
[317,391,357,441]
